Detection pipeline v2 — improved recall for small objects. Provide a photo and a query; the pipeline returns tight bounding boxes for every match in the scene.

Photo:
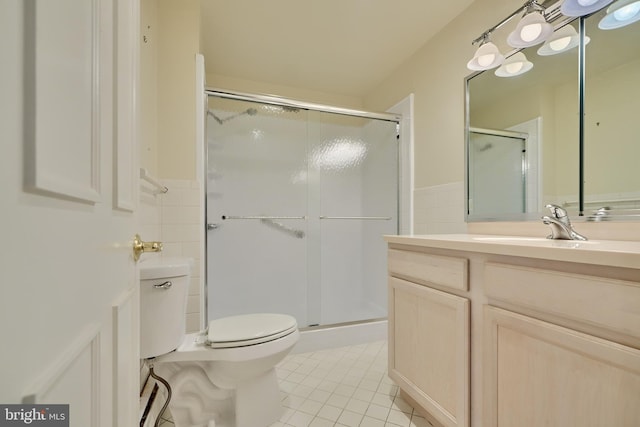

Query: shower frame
[202,88,407,328]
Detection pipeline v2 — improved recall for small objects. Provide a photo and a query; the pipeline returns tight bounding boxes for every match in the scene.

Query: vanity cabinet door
[389,277,470,427]
[484,306,640,427]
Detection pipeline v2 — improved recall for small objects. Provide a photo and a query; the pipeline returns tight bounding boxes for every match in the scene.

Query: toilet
[140,258,299,427]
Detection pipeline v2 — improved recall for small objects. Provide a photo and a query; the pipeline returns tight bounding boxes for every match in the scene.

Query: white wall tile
[413,182,467,235]
[181,241,201,262]
[160,179,192,189]
[186,295,200,314]
[181,188,202,207]
[161,206,200,224]
[139,201,162,225]
[189,278,200,296]
[162,224,201,243]
[159,242,183,258]
[158,179,204,332]
[139,197,162,240]
[185,313,200,333]
[159,188,183,206]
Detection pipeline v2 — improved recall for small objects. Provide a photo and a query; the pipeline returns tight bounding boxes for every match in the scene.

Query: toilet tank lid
[139,257,192,280]
[208,313,297,343]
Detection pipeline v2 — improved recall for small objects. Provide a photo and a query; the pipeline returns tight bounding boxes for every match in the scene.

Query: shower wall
[206,96,398,328]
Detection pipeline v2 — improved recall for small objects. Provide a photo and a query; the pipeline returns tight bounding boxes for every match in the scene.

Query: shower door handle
[319,216,392,220]
[222,215,306,220]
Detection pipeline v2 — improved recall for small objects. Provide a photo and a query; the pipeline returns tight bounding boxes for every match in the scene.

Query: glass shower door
[206,94,400,328]
[206,97,310,325]
[311,112,398,325]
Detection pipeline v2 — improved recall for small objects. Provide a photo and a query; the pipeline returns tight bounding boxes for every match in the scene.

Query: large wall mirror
[465,6,639,222]
[584,7,640,214]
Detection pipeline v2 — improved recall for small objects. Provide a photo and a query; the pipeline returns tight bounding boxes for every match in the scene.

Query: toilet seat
[206,313,298,349]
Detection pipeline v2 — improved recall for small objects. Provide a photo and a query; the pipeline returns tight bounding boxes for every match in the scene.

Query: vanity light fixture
[537,24,589,55]
[495,52,534,77]
[467,34,505,71]
[599,0,640,29]
[561,0,614,17]
[467,0,564,72]
[507,0,554,48]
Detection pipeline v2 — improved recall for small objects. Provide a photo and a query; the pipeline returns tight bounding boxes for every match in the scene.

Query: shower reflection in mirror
[468,120,540,220]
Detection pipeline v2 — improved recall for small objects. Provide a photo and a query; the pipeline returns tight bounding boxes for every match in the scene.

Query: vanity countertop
[384,234,640,270]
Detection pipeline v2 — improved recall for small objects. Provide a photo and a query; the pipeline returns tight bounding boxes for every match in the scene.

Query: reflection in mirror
[468,128,529,216]
[583,7,640,216]
[466,20,580,221]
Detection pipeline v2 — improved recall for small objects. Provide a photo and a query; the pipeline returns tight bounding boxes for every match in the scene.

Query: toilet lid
[207,313,297,348]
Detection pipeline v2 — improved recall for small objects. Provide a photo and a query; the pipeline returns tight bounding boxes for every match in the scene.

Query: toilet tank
[139,258,192,359]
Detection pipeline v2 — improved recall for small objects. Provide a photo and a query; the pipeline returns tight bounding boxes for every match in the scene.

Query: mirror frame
[464,15,585,223]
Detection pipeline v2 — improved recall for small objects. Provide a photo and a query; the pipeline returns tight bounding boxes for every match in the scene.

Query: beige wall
[584,58,640,196]
[156,0,200,180]
[140,0,158,176]
[363,0,525,190]
[140,0,200,180]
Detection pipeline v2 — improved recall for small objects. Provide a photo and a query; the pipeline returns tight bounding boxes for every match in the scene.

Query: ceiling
[200,0,475,98]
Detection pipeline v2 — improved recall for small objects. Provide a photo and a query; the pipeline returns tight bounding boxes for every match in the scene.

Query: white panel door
[1,1,140,426]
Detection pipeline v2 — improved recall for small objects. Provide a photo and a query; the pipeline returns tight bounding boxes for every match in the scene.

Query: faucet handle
[541,205,588,241]
[545,204,568,220]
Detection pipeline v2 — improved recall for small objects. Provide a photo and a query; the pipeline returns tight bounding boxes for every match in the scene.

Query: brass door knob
[133,234,163,261]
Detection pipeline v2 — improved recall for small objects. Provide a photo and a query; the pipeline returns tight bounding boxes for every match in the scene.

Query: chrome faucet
[587,206,612,222]
[541,204,588,241]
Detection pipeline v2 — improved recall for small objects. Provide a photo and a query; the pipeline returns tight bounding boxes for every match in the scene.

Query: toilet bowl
[140,258,299,427]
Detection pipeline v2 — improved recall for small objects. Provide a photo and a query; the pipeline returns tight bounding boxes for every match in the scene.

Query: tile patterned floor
[158,340,433,427]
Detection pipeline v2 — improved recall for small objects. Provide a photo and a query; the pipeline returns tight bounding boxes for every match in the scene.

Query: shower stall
[205,91,400,329]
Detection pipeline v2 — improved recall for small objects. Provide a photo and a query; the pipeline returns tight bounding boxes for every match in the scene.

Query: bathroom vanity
[385,234,640,427]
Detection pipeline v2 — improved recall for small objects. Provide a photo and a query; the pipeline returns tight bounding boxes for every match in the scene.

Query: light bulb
[520,23,543,42]
[505,62,524,74]
[613,1,640,20]
[563,0,614,17]
[477,53,496,67]
[495,52,532,77]
[550,36,572,51]
[468,41,504,70]
[577,0,599,6]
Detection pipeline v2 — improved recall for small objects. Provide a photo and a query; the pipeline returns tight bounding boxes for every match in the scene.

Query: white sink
[471,236,549,242]
[471,236,600,248]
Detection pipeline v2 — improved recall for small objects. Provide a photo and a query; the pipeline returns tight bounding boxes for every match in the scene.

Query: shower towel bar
[222,215,390,220]
[319,216,392,220]
[222,215,306,220]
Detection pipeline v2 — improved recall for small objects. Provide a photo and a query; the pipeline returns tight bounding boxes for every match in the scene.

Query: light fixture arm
[471,5,527,46]
[472,32,492,46]
[525,0,546,15]
[470,0,562,46]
